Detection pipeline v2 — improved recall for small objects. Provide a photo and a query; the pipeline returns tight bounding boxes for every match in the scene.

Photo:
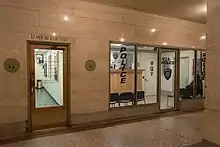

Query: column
[203,0,220,145]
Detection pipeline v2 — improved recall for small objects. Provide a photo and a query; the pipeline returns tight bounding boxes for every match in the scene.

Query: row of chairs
[110,91,146,107]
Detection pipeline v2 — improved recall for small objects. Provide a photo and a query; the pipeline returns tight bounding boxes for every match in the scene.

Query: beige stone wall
[0,0,205,124]
[203,0,220,145]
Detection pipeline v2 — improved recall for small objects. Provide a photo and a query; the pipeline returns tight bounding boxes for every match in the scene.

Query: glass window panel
[35,49,64,108]
[179,50,195,100]
[109,43,135,108]
[160,50,176,109]
[137,46,158,105]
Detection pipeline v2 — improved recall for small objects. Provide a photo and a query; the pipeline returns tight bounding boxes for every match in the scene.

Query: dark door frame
[26,40,71,131]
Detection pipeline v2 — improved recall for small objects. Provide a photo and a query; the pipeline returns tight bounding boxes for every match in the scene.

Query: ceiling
[84,0,207,24]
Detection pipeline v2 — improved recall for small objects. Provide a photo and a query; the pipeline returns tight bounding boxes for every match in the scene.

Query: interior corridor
[35,89,58,108]
[0,112,212,147]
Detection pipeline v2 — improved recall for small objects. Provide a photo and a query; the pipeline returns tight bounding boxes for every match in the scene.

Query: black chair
[137,91,146,104]
[110,93,120,107]
[119,92,133,106]
[180,88,193,99]
[180,74,203,99]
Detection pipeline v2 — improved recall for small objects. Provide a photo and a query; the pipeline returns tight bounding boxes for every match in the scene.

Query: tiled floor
[0,112,209,147]
[35,88,58,108]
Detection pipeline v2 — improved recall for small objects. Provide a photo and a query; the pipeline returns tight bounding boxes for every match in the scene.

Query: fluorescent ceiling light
[111,43,122,47]
[150,28,157,33]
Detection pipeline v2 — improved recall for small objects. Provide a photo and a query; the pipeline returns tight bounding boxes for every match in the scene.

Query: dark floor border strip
[0,108,204,145]
[188,140,220,147]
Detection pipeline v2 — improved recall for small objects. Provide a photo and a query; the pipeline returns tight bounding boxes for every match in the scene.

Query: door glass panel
[137,46,158,105]
[109,43,135,108]
[34,49,64,108]
[160,50,176,109]
[179,50,195,100]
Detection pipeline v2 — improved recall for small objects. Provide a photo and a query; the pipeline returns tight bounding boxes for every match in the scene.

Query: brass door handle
[30,73,35,95]
[31,87,34,95]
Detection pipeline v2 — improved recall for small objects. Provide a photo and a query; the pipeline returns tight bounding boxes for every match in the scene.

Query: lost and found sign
[30,33,68,42]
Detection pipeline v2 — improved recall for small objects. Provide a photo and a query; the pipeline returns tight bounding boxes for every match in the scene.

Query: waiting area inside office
[109,43,206,110]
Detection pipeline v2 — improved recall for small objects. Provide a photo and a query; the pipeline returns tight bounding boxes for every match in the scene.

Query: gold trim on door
[27,41,71,131]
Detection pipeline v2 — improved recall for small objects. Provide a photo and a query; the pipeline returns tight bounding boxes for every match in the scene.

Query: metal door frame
[158,47,180,111]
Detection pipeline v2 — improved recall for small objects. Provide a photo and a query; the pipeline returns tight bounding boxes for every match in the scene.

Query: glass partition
[109,43,135,108]
[109,42,206,109]
[179,50,206,100]
[137,46,158,105]
[179,50,195,100]
[160,49,177,109]
[34,49,64,108]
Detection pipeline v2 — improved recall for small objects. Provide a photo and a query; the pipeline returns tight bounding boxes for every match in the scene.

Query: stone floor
[0,112,209,147]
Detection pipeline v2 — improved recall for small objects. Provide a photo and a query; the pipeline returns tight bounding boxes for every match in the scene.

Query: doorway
[27,41,70,131]
[180,57,189,89]
[137,47,158,105]
[159,49,178,110]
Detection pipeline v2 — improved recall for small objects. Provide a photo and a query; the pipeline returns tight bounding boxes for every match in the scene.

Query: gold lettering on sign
[30,33,68,42]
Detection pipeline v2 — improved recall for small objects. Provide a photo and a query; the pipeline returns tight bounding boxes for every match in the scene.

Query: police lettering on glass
[201,53,206,80]
[120,47,127,84]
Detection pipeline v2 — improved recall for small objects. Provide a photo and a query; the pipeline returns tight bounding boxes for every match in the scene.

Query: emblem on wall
[164,68,172,80]
[85,60,96,71]
[4,58,20,73]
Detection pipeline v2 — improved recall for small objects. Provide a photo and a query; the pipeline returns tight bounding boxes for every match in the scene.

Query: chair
[167,95,174,107]
[110,93,120,108]
[119,92,133,106]
[137,91,146,104]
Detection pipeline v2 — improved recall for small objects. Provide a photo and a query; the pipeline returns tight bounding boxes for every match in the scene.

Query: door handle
[30,73,35,95]
[31,87,34,95]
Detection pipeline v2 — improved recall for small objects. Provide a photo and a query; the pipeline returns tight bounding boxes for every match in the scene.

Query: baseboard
[202,139,220,147]
[0,121,26,139]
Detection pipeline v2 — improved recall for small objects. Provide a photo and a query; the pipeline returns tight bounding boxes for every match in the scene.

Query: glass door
[159,48,178,110]
[27,42,70,131]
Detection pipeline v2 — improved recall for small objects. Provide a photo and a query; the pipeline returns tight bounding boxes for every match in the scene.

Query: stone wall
[203,0,220,145]
[0,0,205,127]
